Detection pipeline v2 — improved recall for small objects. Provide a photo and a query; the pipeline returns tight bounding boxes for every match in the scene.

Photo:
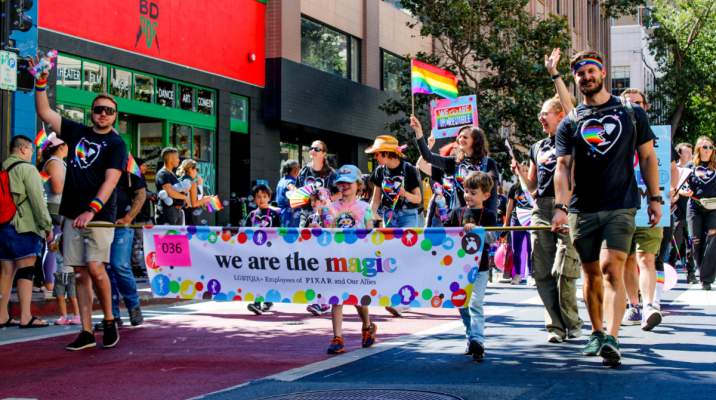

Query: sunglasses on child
[93,105,116,116]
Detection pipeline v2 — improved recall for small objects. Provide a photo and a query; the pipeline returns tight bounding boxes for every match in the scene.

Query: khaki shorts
[568,208,637,264]
[629,227,664,256]
[63,219,114,266]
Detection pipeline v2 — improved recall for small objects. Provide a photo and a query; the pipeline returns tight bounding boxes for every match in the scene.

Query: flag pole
[410,59,414,115]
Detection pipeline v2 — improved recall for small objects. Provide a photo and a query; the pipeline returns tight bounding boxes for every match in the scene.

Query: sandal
[19,316,49,329]
[2,318,20,328]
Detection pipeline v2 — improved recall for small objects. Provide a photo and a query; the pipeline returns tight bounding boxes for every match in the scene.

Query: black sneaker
[102,319,120,348]
[687,272,699,284]
[703,283,712,291]
[67,331,96,351]
[464,342,472,356]
[469,340,485,360]
[262,302,274,312]
[94,318,123,331]
[128,307,144,326]
[247,303,262,315]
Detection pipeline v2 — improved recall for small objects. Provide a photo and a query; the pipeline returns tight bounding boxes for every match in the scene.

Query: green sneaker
[582,331,606,356]
[600,335,621,366]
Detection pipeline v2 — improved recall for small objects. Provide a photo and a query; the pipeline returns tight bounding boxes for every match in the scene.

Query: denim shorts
[0,223,43,261]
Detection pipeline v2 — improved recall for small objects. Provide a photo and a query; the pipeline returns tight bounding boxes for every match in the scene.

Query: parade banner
[430,96,478,138]
[143,226,486,309]
[634,125,671,227]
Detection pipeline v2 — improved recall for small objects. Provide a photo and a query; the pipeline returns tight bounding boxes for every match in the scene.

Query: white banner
[143,226,486,309]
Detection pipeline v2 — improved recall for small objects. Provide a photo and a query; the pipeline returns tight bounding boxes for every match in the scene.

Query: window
[301,17,360,81]
[572,0,576,27]
[381,50,407,96]
[134,74,155,103]
[556,0,560,14]
[110,69,132,99]
[382,0,413,17]
[56,56,81,89]
[56,104,84,124]
[156,80,175,107]
[231,96,247,122]
[83,62,106,93]
[280,142,300,165]
[171,124,192,158]
[193,128,214,162]
[611,66,630,95]
[197,89,215,115]
[179,85,195,111]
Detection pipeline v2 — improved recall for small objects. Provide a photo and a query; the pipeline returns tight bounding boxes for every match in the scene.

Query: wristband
[89,198,104,214]
[551,73,561,80]
[35,80,48,92]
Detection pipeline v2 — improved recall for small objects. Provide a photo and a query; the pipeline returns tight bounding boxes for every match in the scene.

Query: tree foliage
[644,0,716,144]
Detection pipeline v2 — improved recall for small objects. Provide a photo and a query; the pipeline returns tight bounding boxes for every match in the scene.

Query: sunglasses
[703,145,714,150]
[537,111,559,119]
[310,147,324,153]
[93,105,116,116]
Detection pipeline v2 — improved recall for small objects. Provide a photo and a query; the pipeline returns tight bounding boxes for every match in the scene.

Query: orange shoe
[361,322,377,348]
[327,336,345,354]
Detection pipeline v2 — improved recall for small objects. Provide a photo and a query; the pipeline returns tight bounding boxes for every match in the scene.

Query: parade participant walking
[511,94,583,342]
[95,167,148,331]
[321,165,377,354]
[681,136,716,290]
[243,184,281,314]
[505,163,533,285]
[39,137,67,297]
[178,159,210,226]
[417,136,458,227]
[277,160,300,227]
[155,148,188,226]
[32,56,129,350]
[0,136,54,329]
[410,116,499,214]
[552,50,662,366]
[131,158,152,277]
[671,144,696,283]
[366,135,422,229]
[444,171,497,360]
[297,141,339,226]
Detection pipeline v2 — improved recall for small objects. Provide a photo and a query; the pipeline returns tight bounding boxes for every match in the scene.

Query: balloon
[663,263,678,292]
[494,245,506,271]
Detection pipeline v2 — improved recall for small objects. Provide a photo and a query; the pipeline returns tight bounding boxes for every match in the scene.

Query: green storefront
[54,53,249,199]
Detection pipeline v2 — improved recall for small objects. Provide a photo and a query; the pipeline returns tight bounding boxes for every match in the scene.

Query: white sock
[654,282,664,307]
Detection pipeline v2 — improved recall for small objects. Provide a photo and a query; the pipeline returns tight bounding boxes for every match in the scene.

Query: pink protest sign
[153,234,192,267]
[430,95,478,138]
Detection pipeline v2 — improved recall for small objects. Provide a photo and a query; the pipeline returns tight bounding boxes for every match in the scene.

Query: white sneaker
[511,275,522,285]
[385,307,402,317]
[568,329,583,339]
[547,332,564,343]
[641,305,662,331]
[527,277,536,286]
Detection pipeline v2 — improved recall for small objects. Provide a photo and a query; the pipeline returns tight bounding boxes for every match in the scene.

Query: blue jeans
[106,228,139,318]
[458,270,489,345]
[384,208,419,228]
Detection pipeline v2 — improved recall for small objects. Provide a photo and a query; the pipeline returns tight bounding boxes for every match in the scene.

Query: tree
[643,0,716,143]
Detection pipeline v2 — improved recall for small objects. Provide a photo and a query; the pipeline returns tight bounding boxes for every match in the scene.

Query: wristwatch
[650,196,663,203]
[551,73,561,80]
[555,204,569,214]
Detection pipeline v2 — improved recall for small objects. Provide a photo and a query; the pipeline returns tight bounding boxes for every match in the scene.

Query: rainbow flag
[127,153,142,177]
[39,171,50,184]
[34,129,49,149]
[411,60,459,100]
[656,270,665,284]
[206,196,224,213]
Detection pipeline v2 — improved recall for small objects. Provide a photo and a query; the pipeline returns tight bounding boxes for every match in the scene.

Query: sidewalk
[7,278,196,319]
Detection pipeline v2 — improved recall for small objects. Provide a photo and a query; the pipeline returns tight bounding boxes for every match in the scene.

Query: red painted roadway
[0,305,460,400]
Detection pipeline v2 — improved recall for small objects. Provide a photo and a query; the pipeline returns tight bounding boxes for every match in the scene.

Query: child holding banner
[243,184,281,315]
[321,165,377,354]
[444,171,498,360]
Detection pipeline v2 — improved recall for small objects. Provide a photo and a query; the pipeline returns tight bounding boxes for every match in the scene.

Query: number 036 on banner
[153,235,192,267]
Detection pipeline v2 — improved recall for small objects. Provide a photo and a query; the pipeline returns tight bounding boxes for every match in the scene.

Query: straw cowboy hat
[365,135,407,158]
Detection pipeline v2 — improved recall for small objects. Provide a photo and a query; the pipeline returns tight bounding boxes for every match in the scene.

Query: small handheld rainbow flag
[126,153,142,177]
[34,129,49,149]
[411,60,459,100]
[39,171,50,184]
[206,196,224,213]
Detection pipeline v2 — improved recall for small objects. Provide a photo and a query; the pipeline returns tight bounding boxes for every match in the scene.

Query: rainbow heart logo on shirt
[580,115,622,155]
[537,143,557,172]
[695,167,715,184]
[75,138,101,169]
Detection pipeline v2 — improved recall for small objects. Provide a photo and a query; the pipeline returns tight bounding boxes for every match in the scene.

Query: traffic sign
[0,51,18,91]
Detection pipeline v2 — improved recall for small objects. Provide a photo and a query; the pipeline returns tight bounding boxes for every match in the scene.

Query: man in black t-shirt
[33,58,127,350]
[366,136,422,228]
[552,51,662,367]
[155,148,189,225]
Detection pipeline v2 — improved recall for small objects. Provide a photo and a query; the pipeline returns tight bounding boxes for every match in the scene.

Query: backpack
[0,161,29,225]
[565,95,637,190]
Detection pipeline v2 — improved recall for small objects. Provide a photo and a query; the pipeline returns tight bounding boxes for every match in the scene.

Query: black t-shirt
[59,118,128,222]
[296,166,338,211]
[155,168,183,209]
[529,136,557,198]
[508,184,532,224]
[244,207,282,228]
[369,160,421,210]
[445,206,497,271]
[415,137,498,213]
[430,166,455,211]
[555,96,656,213]
[496,194,508,222]
[116,172,148,222]
[687,162,716,199]
[674,161,693,220]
